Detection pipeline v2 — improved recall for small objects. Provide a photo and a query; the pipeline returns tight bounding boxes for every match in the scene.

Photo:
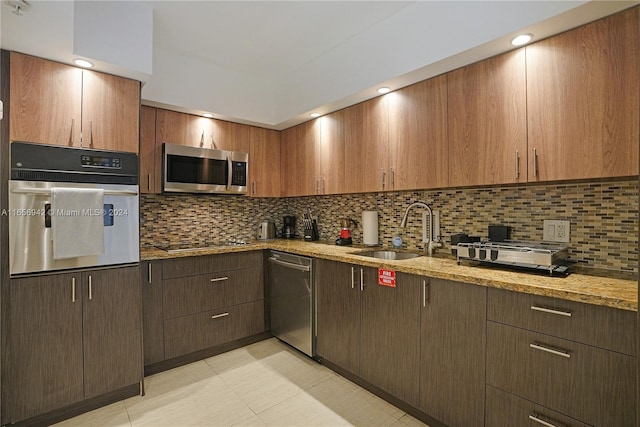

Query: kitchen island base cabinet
[7,266,142,424]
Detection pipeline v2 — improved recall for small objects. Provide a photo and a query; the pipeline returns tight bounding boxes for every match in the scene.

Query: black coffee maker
[282,215,296,239]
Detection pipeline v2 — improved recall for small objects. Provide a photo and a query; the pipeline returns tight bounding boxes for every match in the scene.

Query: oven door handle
[11,188,138,196]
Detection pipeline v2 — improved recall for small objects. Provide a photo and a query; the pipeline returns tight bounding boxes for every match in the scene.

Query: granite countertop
[141,239,638,312]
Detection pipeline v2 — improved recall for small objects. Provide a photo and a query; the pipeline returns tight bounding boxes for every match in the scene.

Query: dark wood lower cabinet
[141,260,164,365]
[82,267,142,399]
[487,321,636,426]
[9,273,84,422]
[486,385,590,427]
[7,266,142,423]
[316,260,361,375]
[419,278,486,427]
[360,270,420,407]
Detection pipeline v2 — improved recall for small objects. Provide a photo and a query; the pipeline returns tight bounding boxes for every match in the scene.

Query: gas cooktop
[454,240,571,276]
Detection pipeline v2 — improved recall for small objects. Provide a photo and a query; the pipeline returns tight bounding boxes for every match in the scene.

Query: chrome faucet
[400,201,442,256]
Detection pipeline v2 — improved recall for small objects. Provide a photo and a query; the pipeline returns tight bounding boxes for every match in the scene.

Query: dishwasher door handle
[268,257,311,272]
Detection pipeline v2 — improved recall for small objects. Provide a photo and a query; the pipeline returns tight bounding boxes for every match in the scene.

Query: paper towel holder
[362,210,379,247]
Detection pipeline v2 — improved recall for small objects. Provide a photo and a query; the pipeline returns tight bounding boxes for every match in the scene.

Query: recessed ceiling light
[377,87,391,94]
[73,58,93,68]
[511,33,533,46]
[203,113,213,118]
[309,112,320,118]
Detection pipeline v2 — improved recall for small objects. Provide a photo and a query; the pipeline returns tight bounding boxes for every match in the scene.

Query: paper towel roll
[362,211,379,246]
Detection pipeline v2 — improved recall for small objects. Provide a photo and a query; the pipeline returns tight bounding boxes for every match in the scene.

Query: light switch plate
[543,220,570,243]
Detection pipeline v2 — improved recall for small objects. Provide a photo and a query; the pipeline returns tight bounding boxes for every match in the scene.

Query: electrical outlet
[543,220,570,243]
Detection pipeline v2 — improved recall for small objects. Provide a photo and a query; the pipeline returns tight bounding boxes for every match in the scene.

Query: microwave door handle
[226,155,232,191]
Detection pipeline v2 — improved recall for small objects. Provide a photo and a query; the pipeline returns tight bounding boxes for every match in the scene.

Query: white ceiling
[2,1,638,130]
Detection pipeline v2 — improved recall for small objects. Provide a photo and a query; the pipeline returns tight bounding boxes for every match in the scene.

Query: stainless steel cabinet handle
[211,312,230,320]
[515,150,519,179]
[210,132,215,149]
[226,155,232,191]
[148,173,151,192]
[71,118,75,146]
[530,342,571,359]
[528,414,566,427]
[200,130,205,147]
[89,120,93,148]
[72,277,76,303]
[533,148,538,178]
[148,263,152,284]
[268,257,311,272]
[390,168,395,188]
[530,305,572,317]
[360,268,364,291]
[351,267,355,289]
[88,275,93,300]
[252,182,257,195]
[210,277,229,282]
[381,169,386,190]
[315,177,319,194]
[423,279,430,307]
[321,177,325,194]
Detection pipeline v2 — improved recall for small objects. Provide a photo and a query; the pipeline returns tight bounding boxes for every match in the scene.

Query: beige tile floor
[54,338,429,427]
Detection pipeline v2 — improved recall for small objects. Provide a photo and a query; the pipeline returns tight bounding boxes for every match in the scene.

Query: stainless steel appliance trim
[528,414,564,427]
[11,188,138,196]
[211,312,230,320]
[530,305,572,317]
[268,257,311,272]
[529,342,571,358]
[210,277,228,282]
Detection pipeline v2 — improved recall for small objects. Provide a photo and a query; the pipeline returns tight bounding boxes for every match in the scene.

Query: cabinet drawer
[487,321,636,426]
[163,301,265,359]
[163,267,262,319]
[164,308,230,359]
[162,251,263,279]
[486,385,590,427]
[488,288,636,355]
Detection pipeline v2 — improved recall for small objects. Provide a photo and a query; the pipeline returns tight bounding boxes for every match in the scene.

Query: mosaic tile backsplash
[140,179,638,274]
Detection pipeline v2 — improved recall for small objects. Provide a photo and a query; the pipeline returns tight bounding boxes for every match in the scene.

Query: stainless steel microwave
[163,143,248,194]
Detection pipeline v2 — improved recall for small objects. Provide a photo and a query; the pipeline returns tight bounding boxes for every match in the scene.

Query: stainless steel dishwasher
[268,251,315,357]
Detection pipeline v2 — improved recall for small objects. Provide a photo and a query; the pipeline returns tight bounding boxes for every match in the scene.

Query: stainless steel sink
[350,250,422,260]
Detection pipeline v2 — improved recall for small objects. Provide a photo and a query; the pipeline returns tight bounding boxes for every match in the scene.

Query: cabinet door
[81,70,140,153]
[9,274,84,422]
[344,97,389,193]
[316,260,361,374]
[249,127,281,197]
[360,270,420,406]
[142,261,165,366]
[448,49,527,186]
[156,109,213,148]
[212,119,250,152]
[389,76,448,190]
[419,278,486,427]
[316,110,345,195]
[140,106,160,194]
[280,121,318,197]
[9,52,82,147]
[526,8,639,181]
[82,267,142,399]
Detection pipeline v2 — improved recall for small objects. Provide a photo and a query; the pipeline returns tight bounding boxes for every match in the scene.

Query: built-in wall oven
[8,142,139,276]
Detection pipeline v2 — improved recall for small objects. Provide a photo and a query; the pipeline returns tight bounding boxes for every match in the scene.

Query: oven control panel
[81,155,122,169]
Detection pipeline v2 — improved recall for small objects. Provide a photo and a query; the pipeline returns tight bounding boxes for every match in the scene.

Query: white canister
[362,211,379,246]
